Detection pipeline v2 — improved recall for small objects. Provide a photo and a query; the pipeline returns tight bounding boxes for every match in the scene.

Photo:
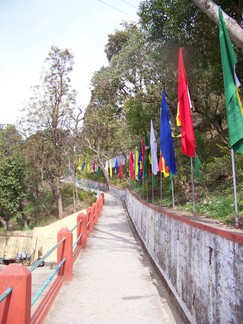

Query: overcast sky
[0,0,139,125]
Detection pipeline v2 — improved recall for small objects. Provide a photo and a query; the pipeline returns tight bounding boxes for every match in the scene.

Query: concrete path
[45,193,184,324]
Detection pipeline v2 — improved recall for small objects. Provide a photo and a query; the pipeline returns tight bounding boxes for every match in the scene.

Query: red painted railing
[0,192,105,324]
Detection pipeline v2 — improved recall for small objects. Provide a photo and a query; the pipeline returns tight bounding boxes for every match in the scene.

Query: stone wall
[0,209,86,263]
[31,209,85,263]
[77,179,109,192]
[77,179,125,201]
[109,184,126,201]
[0,231,33,259]
[125,189,243,324]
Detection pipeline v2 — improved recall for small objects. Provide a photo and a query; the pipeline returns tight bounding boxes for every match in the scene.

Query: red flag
[119,161,123,180]
[92,161,96,172]
[129,150,134,179]
[177,48,195,157]
[141,138,145,172]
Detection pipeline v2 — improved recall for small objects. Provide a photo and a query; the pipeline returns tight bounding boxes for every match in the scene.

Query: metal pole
[190,157,196,215]
[160,172,162,206]
[147,180,149,202]
[171,175,175,208]
[231,149,239,227]
[152,174,154,203]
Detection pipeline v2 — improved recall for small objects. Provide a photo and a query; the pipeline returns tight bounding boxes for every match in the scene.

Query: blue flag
[160,91,176,174]
[115,158,119,174]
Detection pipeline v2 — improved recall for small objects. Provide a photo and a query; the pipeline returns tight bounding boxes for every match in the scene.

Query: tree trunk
[57,191,63,219]
[99,163,110,190]
[19,199,29,229]
[51,177,64,219]
[0,216,7,230]
[56,179,63,218]
[192,0,243,49]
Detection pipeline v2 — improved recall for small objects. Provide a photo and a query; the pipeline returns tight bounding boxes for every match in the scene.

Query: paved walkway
[45,193,184,324]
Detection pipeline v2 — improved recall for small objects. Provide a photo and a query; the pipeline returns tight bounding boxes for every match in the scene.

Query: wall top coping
[128,189,243,245]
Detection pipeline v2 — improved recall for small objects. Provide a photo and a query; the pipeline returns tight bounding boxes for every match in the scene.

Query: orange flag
[159,152,169,177]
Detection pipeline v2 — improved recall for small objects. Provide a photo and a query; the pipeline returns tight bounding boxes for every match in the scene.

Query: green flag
[218,6,243,154]
[144,131,150,180]
[194,153,201,179]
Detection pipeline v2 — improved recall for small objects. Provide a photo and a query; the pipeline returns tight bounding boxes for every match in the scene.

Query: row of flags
[75,7,242,188]
[128,49,197,181]
[128,7,243,182]
[76,156,125,179]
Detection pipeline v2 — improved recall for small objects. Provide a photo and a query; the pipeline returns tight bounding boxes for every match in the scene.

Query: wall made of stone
[0,231,33,259]
[109,185,126,201]
[125,189,243,324]
[78,179,109,192]
[31,209,85,263]
[0,209,86,263]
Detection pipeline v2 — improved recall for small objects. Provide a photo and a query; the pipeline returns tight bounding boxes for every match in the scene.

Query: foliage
[0,155,28,230]
[0,124,23,160]
[21,46,80,218]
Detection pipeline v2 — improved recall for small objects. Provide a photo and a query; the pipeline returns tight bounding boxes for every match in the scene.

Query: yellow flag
[135,147,139,180]
[109,160,112,177]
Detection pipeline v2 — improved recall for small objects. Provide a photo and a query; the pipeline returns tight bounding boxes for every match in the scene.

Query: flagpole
[231,149,239,227]
[152,174,154,203]
[160,172,162,206]
[190,157,196,215]
[171,176,175,208]
[147,180,149,202]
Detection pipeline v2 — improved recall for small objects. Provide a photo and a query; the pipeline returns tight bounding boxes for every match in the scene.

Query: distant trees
[21,46,80,218]
[0,125,28,230]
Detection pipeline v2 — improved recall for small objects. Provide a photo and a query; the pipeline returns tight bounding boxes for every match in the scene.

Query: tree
[21,46,79,218]
[0,155,28,230]
[104,28,130,62]
[139,1,243,49]
[192,0,243,49]
[0,124,23,160]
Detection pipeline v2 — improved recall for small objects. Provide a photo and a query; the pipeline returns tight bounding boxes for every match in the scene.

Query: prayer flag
[109,160,112,177]
[218,6,243,154]
[194,153,201,178]
[138,146,142,180]
[119,161,123,180]
[150,120,159,175]
[92,161,96,172]
[159,152,169,177]
[177,47,195,157]
[141,138,145,172]
[135,147,139,180]
[115,158,119,174]
[129,150,135,179]
[144,132,150,180]
[160,91,177,174]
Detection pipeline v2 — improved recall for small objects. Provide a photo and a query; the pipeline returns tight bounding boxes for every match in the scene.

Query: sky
[0,0,139,125]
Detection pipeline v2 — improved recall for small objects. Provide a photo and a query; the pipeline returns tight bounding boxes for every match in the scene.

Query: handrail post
[97,198,101,217]
[79,213,87,248]
[86,207,94,233]
[101,192,105,206]
[92,203,98,224]
[99,195,103,214]
[57,228,73,281]
[0,264,31,324]
[76,215,82,248]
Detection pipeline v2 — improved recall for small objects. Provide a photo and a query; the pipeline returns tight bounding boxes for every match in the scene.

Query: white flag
[150,120,159,175]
